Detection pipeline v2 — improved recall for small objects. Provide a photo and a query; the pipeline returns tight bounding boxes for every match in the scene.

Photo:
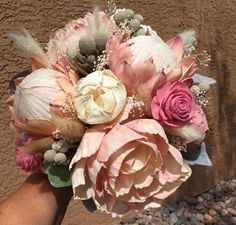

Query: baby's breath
[184,38,211,67]
[60,93,76,118]
[106,0,117,17]
[184,37,197,56]
[169,136,187,152]
[192,90,210,107]
[194,50,211,67]
[94,50,109,71]
[116,19,133,41]
[127,96,145,118]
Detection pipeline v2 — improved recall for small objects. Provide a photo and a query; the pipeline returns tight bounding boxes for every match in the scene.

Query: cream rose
[73,70,127,124]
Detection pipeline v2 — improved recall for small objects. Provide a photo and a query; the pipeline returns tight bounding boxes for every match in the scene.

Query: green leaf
[44,162,72,188]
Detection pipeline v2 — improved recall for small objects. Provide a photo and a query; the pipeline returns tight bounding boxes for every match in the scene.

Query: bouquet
[7,1,216,216]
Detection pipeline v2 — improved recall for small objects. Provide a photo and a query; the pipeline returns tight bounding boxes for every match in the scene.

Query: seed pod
[114,11,125,24]
[199,82,210,92]
[44,149,56,162]
[125,9,134,19]
[95,31,108,52]
[114,9,134,24]
[129,19,141,31]
[79,36,96,56]
[74,52,87,64]
[87,55,96,64]
[54,153,67,165]
[52,140,69,153]
[134,14,144,23]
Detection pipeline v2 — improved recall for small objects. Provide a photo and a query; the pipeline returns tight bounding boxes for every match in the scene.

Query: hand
[0,172,73,225]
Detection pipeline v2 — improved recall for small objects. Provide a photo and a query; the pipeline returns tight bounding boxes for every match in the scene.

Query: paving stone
[230,217,236,224]
[119,178,236,225]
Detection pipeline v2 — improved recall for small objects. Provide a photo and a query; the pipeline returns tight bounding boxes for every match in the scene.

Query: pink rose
[70,119,191,215]
[15,134,43,172]
[151,81,196,128]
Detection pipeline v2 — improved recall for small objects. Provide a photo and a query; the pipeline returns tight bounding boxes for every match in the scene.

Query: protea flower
[47,9,117,76]
[7,68,84,139]
[107,30,197,92]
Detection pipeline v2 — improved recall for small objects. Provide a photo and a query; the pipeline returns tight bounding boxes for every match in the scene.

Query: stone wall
[0,0,235,224]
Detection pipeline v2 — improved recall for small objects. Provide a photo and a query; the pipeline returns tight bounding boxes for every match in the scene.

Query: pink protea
[7,68,84,139]
[166,34,197,82]
[47,10,117,65]
[15,134,43,172]
[107,30,198,93]
[106,34,167,97]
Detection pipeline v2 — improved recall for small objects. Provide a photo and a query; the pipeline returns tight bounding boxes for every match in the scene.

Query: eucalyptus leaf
[182,142,212,166]
[44,162,72,188]
[193,73,216,85]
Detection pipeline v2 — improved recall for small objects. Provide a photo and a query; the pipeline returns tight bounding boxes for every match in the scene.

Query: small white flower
[73,70,127,124]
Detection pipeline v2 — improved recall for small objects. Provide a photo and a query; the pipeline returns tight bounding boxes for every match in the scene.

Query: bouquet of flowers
[7,1,216,216]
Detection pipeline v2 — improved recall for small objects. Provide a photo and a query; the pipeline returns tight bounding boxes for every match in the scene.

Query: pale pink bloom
[167,106,209,144]
[15,134,43,172]
[106,34,167,96]
[151,81,197,128]
[166,35,197,82]
[107,32,198,97]
[70,119,191,215]
[47,11,116,65]
[127,35,178,74]
[47,20,87,64]
[7,68,84,138]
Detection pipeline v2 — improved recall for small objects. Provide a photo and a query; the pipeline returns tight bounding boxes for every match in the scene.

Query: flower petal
[166,36,183,62]
[96,124,145,163]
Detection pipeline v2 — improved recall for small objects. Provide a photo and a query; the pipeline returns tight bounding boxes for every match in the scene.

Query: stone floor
[120,178,236,225]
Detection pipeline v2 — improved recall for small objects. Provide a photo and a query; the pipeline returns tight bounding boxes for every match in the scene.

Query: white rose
[73,70,127,124]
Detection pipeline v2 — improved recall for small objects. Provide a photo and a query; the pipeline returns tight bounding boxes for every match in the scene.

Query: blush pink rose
[70,119,191,215]
[151,81,197,128]
[15,134,43,172]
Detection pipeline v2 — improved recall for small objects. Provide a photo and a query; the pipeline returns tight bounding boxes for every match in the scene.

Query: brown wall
[0,0,235,225]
